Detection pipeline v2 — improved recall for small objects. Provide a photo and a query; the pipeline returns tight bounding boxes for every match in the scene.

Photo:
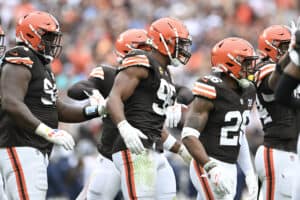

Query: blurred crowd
[0,0,299,199]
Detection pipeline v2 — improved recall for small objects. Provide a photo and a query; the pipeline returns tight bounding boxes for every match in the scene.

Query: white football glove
[204,160,231,196]
[289,16,300,36]
[289,17,300,66]
[84,89,107,117]
[165,103,183,128]
[84,89,104,106]
[245,171,258,200]
[117,120,148,154]
[35,123,75,151]
[178,144,192,165]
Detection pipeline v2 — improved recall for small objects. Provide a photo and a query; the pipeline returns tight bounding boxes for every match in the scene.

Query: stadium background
[0,0,299,199]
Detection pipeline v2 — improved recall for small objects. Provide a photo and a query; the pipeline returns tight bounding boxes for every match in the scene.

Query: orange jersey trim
[192,82,216,99]
[121,55,150,69]
[89,67,104,79]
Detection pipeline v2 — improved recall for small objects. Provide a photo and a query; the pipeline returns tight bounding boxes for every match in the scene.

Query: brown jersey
[255,61,299,152]
[192,71,256,163]
[0,46,58,155]
[112,50,176,153]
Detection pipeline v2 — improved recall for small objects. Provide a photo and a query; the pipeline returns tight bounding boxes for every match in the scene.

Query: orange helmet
[147,17,192,66]
[114,29,151,63]
[258,25,291,62]
[0,25,5,57]
[16,11,62,60]
[211,37,258,80]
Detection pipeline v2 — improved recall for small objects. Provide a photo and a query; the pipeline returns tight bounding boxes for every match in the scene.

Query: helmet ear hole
[226,62,234,67]
[26,33,34,38]
[265,48,271,52]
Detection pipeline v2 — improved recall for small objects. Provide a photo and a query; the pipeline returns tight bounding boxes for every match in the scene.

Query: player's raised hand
[289,30,300,66]
[289,16,300,35]
[117,120,148,154]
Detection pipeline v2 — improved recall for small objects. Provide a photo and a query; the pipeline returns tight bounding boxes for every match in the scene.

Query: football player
[0,11,106,199]
[0,24,8,200]
[182,37,258,199]
[254,25,299,200]
[106,18,192,199]
[70,28,192,200]
[274,20,300,200]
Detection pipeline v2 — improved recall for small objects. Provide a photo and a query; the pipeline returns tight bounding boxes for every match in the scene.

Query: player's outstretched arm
[106,67,149,154]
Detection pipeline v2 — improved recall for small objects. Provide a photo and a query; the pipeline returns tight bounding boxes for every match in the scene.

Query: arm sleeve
[237,133,254,175]
[275,73,300,108]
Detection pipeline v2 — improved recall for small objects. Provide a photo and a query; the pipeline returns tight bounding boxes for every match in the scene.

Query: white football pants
[0,147,48,200]
[255,145,298,200]
[190,158,237,200]
[113,149,176,200]
[292,137,300,200]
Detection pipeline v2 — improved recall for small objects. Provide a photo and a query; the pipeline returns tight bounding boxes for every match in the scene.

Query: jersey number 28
[220,110,250,146]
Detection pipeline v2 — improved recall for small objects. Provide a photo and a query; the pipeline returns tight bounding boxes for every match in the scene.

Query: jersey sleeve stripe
[121,55,150,68]
[5,57,34,67]
[194,82,216,93]
[89,67,104,79]
[192,88,216,99]
[258,64,275,82]
[192,82,217,99]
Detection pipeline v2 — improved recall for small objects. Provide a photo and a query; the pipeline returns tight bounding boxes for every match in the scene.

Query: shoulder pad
[3,46,34,68]
[119,50,150,70]
[192,79,217,99]
[89,66,105,79]
[255,63,275,86]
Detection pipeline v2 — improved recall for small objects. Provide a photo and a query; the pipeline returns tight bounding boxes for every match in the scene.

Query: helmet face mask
[239,56,258,80]
[40,31,62,59]
[176,37,192,65]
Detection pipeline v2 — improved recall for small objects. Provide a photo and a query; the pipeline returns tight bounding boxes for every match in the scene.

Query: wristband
[117,120,128,129]
[203,160,217,172]
[35,123,53,137]
[83,105,100,119]
[163,134,177,150]
[181,127,201,139]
